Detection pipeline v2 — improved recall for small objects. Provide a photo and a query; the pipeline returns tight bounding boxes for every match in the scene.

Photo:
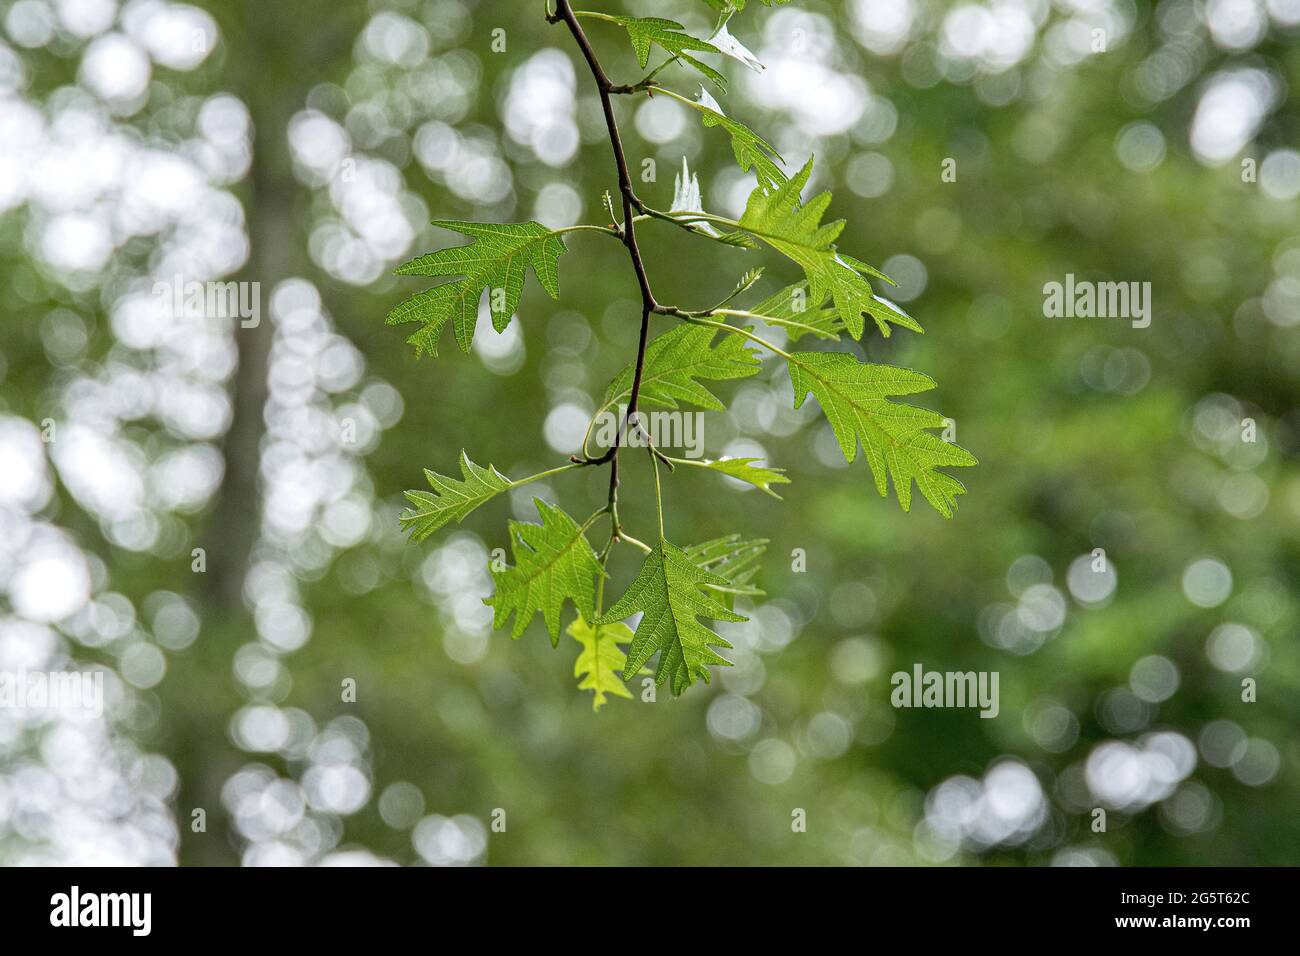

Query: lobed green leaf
[597,538,746,696]
[486,500,604,644]
[401,451,512,542]
[388,221,566,357]
[787,351,977,517]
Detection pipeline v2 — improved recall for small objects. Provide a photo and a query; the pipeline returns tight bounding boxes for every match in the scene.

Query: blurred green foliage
[1,0,1297,866]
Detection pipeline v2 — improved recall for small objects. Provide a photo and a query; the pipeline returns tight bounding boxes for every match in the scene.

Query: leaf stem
[635,203,746,246]
[580,507,609,536]
[594,537,613,618]
[662,455,710,470]
[645,204,781,243]
[609,57,675,95]
[551,0,666,552]
[650,448,665,539]
[619,532,653,554]
[509,461,582,490]
[653,307,795,361]
[576,399,615,461]
[710,307,833,339]
[552,223,621,238]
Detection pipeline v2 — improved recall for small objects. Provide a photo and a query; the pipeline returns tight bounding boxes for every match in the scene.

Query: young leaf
[677,88,787,190]
[568,615,635,711]
[708,19,764,72]
[724,267,765,303]
[738,159,918,339]
[486,499,603,644]
[401,451,512,542]
[693,457,790,498]
[602,323,760,411]
[608,16,727,89]
[787,352,977,517]
[670,156,707,221]
[669,157,755,247]
[388,221,567,357]
[596,539,746,696]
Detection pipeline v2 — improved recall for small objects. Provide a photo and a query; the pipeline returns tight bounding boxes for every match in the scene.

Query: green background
[0,0,1296,865]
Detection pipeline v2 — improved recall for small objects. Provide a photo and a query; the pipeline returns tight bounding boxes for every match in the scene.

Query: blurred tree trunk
[166,0,358,865]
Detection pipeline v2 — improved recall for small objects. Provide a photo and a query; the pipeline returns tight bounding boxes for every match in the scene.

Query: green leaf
[608,16,727,89]
[596,539,746,696]
[676,89,787,190]
[738,159,919,339]
[683,534,767,584]
[860,295,922,336]
[839,252,897,287]
[486,500,604,644]
[568,615,635,711]
[602,323,760,411]
[388,221,567,357]
[693,457,790,498]
[749,282,843,341]
[787,351,977,517]
[698,0,792,12]
[746,280,915,344]
[682,534,767,611]
[401,451,512,542]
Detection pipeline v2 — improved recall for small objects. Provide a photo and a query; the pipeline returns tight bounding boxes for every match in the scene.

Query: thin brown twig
[549,0,660,541]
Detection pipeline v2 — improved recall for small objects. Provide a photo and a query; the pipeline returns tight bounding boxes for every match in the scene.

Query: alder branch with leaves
[385,0,976,710]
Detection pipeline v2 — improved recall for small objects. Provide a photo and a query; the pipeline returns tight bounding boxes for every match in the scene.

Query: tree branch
[550,0,659,540]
